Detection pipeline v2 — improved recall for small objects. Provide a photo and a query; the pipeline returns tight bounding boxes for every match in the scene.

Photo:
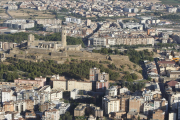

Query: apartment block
[3,101,14,112]
[58,103,70,115]
[36,19,62,25]
[74,104,103,117]
[152,109,165,120]
[39,102,56,112]
[169,112,176,120]
[65,17,81,24]
[25,110,36,119]
[98,72,109,81]
[70,89,79,99]
[67,80,92,91]
[14,100,26,113]
[119,87,130,95]
[143,102,154,115]
[93,38,107,47]
[51,79,66,90]
[119,95,130,112]
[1,88,13,104]
[44,109,60,120]
[129,97,143,113]
[96,80,109,92]
[89,67,101,81]
[51,75,92,91]
[102,96,120,115]
[106,86,118,96]
[3,19,34,30]
[168,71,180,78]
[25,99,34,110]
[50,89,63,101]
[14,76,46,87]
[91,34,154,47]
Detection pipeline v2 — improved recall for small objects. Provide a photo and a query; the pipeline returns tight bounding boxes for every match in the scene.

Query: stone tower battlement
[61,27,67,47]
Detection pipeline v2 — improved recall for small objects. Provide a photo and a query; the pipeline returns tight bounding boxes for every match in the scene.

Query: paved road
[6,9,13,19]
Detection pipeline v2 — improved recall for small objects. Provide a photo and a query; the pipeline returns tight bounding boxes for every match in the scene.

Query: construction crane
[172,57,180,62]
[170,51,180,62]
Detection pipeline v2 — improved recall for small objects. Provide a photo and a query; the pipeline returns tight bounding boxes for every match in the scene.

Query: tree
[131,73,138,80]
[114,49,119,54]
[147,76,152,81]
[60,112,72,120]
[138,116,140,120]
[101,48,108,54]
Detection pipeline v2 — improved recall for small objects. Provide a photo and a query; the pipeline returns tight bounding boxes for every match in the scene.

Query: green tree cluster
[26,24,43,31]
[92,48,154,65]
[2,58,119,81]
[60,112,72,120]
[161,14,180,19]
[108,63,116,70]
[122,81,145,92]
[123,71,138,81]
[156,43,175,49]
[60,8,69,12]
[125,49,154,64]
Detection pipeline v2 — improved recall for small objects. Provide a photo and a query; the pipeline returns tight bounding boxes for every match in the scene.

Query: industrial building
[3,19,34,30]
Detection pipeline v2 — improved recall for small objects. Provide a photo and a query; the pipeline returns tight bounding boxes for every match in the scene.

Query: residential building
[143,101,154,115]
[152,109,165,120]
[169,112,176,120]
[14,76,46,87]
[102,96,120,115]
[129,97,142,113]
[67,80,92,91]
[109,111,126,119]
[167,71,180,78]
[51,77,92,91]
[119,94,130,112]
[65,17,81,24]
[167,7,177,13]
[44,109,60,120]
[89,68,100,81]
[25,110,36,119]
[106,86,118,96]
[14,100,26,113]
[3,19,34,30]
[98,72,109,81]
[74,104,103,117]
[36,19,62,25]
[3,101,14,112]
[167,91,180,110]
[51,78,66,90]
[1,88,13,104]
[70,89,79,99]
[50,89,63,101]
[96,80,109,92]
[25,99,34,110]
[119,87,130,95]
[39,102,56,112]
[93,38,107,47]
[58,102,70,115]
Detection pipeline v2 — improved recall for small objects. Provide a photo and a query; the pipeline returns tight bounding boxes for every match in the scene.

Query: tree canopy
[92,48,154,64]
[0,58,119,81]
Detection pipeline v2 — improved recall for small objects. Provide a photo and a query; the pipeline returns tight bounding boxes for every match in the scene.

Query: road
[6,9,13,19]
[82,23,101,46]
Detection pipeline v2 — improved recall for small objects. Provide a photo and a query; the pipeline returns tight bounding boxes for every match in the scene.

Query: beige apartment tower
[89,67,100,81]
[61,28,67,47]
